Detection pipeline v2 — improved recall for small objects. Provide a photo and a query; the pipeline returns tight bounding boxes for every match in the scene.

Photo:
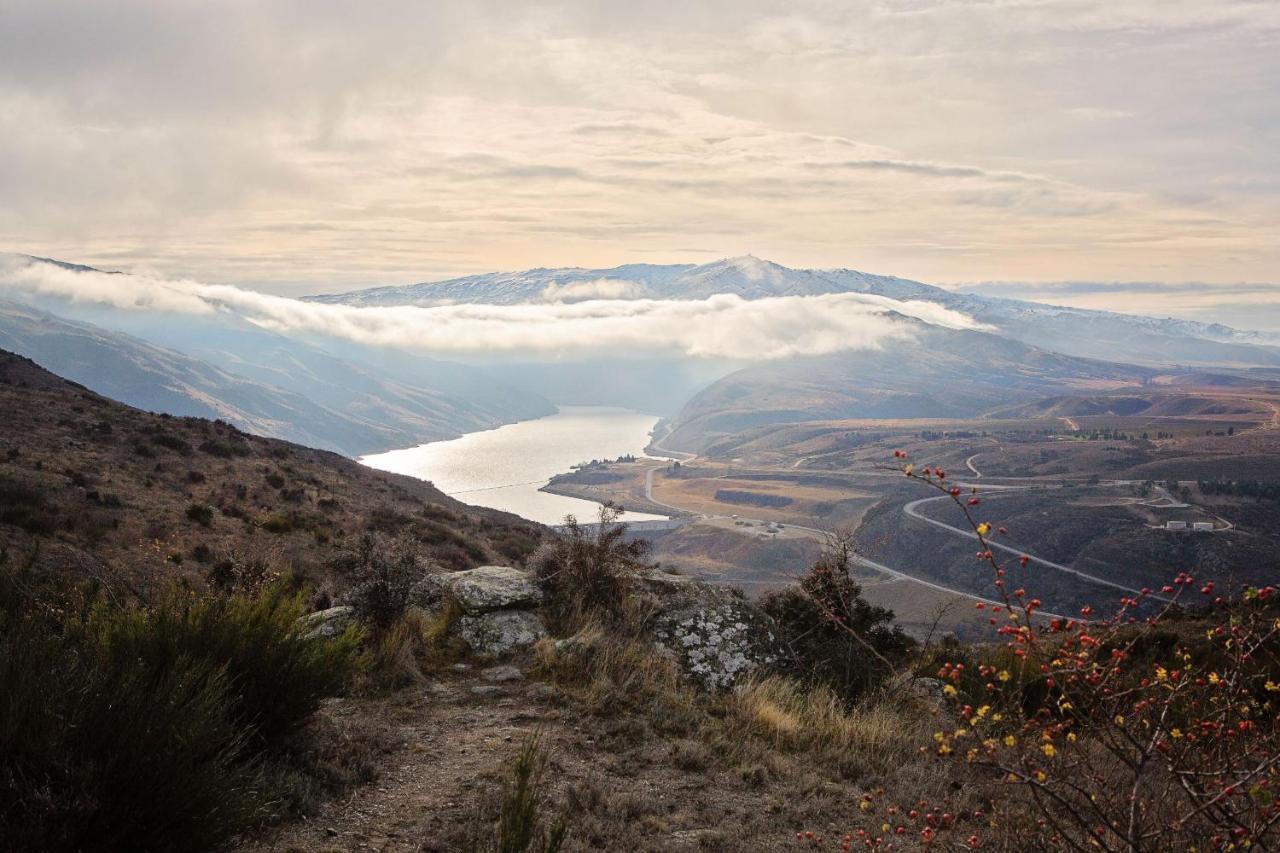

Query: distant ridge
[305,257,1280,370]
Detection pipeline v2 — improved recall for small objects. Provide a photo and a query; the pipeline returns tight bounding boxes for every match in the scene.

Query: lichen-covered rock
[300,605,356,639]
[459,609,548,658]
[645,570,782,690]
[424,565,543,615]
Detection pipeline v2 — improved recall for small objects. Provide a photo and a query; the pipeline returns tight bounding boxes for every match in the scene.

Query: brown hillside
[0,349,545,602]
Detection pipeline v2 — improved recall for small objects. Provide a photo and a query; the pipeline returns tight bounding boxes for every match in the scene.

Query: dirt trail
[242,673,568,853]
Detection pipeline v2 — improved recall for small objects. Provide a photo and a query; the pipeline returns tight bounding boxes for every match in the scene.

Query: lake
[360,406,670,525]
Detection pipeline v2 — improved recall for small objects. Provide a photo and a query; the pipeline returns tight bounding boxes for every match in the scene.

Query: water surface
[361,406,668,525]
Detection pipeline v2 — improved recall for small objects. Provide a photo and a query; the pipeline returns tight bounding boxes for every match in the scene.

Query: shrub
[186,502,214,526]
[0,576,362,852]
[845,452,1280,850]
[342,534,430,631]
[259,513,295,534]
[532,503,650,633]
[469,736,569,853]
[85,580,363,746]
[761,532,914,701]
[0,474,56,535]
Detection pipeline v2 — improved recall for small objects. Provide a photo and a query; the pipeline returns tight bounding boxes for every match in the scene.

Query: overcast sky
[1,0,1277,309]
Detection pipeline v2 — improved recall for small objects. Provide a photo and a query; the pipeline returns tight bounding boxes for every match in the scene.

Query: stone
[481,664,525,683]
[300,605,356,639]
[644,569,782,690]
[459,609,548,658]
[428,565,543,615]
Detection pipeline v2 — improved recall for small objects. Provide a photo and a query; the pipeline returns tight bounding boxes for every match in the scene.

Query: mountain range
[9,253,1280,458]
[309,255,1280,369]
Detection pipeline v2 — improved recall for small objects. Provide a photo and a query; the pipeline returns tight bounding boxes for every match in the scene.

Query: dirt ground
[237,658,894,853]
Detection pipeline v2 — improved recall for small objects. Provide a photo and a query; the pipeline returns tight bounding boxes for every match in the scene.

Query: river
[359,406,670,525]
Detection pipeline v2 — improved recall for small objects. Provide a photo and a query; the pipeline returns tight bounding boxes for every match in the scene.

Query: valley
[544,382,1280,639]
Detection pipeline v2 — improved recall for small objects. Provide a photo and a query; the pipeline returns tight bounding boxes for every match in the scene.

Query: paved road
[644,464,1063,617]
[964,454,983,478]
[902,491,1169,601]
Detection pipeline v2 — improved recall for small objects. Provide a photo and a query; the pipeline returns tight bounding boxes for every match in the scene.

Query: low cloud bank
[0,256,988,361]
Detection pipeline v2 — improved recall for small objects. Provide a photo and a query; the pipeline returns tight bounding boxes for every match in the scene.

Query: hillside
[0,348,545,601]
[662,322,1156,453]
[0,295,554,455]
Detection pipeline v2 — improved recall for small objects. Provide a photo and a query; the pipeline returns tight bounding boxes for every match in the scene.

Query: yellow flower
[1265,681,1280,693]
[1114,715,1125,726]
[976,522,991,536]
[1208,672,1221,685]
[1041,743,1056,757]
[942,684,958,697]
[1034,770,1046,782]
[997,670,1011,682]
[1170,728,1183,739]
[976,705,991,718]
[1067,732,1077,743]
[1003,735,1016,747]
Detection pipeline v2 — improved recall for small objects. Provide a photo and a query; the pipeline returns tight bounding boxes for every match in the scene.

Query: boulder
[460,609,548,658]
[300,605,356,640]
[424,565,543,615]
[643,570,782,690]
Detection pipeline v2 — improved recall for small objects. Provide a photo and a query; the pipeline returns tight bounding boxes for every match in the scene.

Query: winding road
[643,464,1066,618]
[903,490,1171,602]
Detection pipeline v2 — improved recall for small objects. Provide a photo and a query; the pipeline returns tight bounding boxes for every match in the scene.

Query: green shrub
[469,736,569,853]
[761,533,915,702]
[84,580,363,746]
[185,502,214,527]
[0,576,364,852]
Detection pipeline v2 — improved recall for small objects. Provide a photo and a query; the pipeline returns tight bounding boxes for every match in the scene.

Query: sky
[1,0,1277,311]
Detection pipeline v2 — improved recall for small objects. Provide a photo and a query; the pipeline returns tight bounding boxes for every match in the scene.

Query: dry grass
[364,601,463,691]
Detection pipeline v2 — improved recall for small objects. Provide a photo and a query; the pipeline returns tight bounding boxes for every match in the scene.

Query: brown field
[650,470,878,529]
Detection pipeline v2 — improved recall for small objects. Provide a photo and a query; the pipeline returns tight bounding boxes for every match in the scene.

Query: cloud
[540,278,644,302]
[1,0,1277,291]
[0,256,988,361]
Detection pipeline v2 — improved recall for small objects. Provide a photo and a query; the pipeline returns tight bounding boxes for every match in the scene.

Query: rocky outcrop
[419,565,548,658]
[641,570,782,690]
[301,605,356,639]
[419,565,543,615]
[460,610,548,658]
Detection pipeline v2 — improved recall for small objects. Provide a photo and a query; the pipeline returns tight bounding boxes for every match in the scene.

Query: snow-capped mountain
[306,256,1280,369]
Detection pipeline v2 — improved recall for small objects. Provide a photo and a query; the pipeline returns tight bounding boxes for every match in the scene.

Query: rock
[481,664,525,683]
[645,570,782,690]
[459,609,548,658]
[300,605,356,639]
[885,673,948,705]
[427,565,543,615]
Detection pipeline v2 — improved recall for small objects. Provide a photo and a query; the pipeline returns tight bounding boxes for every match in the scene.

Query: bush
[0,474,56,535]
[761,532,914,701]
[342,534,430,631]
[532,503,650,633]
[0,576,363,852]
[846,452,1280,850]
[85,580,363,746]
[469,736,569,853]
[185,502,214,527]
